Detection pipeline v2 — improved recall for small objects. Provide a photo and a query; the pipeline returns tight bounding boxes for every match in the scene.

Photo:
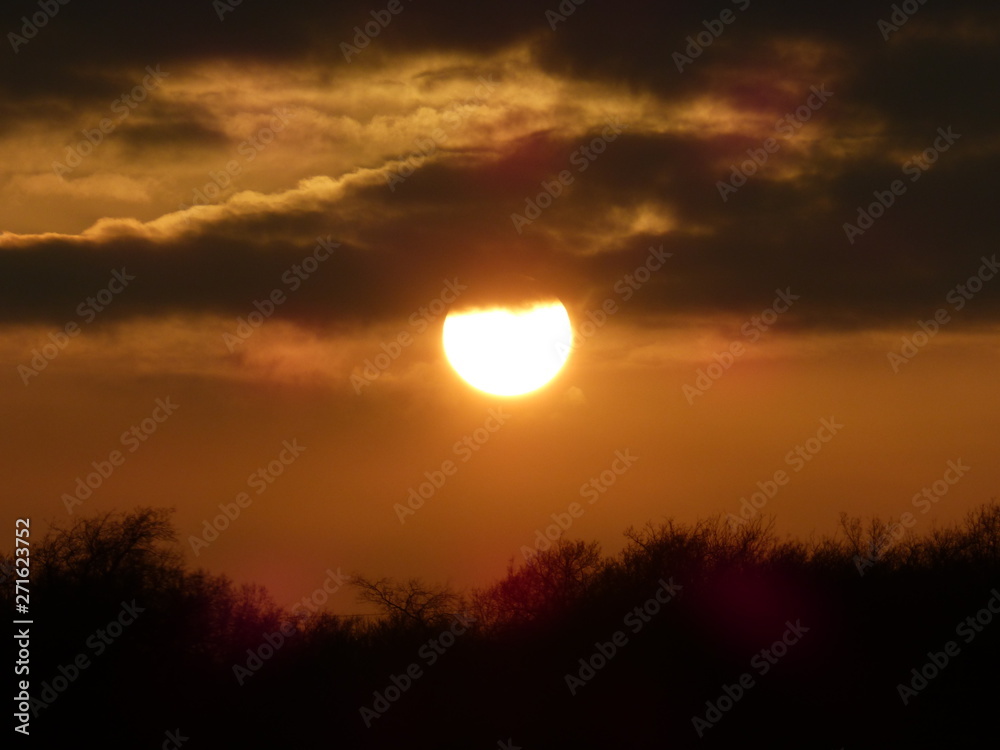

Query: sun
[443,300,573,396]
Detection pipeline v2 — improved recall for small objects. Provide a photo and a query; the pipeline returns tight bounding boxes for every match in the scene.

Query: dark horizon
[7,501,1000,745]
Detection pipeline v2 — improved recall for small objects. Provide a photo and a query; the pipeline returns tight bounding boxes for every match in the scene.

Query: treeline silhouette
[6,503,999,748]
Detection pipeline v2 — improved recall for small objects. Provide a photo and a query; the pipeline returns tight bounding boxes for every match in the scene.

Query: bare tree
[960,500,1000,564]
[838,511,901,571]
[471,539,602,630]
[351,575,462,628]
[37,506,182,588]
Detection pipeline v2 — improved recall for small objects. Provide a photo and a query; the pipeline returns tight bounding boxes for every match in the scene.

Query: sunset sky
[2,0,998,609]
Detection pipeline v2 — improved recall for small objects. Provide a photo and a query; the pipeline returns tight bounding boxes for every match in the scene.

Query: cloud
[1,0,998,353]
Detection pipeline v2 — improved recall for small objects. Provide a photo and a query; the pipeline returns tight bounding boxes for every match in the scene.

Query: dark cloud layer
[2,0,999,332]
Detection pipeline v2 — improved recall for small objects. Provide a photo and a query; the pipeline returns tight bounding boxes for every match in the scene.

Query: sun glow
[443,301,573,396]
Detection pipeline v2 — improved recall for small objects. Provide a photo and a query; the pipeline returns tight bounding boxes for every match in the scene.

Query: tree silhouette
[351,575,463,628]
[471,539,602,630]
[36,506,182,589]
[7,500,1000,747]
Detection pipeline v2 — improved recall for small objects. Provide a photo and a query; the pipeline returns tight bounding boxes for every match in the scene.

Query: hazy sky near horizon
[2,0,998,607]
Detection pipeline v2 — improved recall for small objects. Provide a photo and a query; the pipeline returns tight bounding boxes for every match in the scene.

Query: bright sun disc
[443,301,573,396]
